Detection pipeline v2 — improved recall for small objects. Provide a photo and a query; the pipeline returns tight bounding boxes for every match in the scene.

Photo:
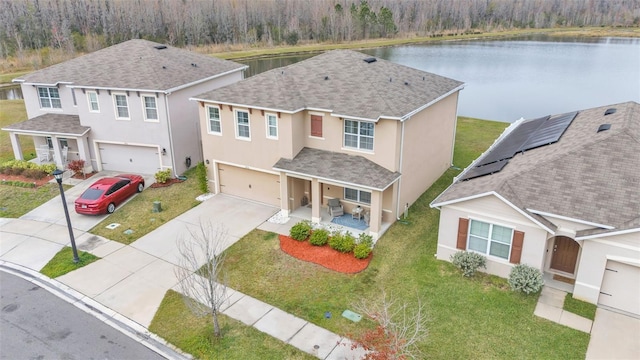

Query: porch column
[51,137,63,169]
[77,135,94,173]
[369,190,383,238]
[311,178,321,223]
[279,172,290,216]
[9,133,23,160]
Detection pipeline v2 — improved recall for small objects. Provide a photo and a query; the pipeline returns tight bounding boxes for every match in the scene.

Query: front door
[550,236,580,274]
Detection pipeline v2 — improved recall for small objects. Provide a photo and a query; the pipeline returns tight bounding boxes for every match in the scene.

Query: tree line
[1,0,638,59]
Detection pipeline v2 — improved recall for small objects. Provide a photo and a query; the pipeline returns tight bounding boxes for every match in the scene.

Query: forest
[1,0,638,60]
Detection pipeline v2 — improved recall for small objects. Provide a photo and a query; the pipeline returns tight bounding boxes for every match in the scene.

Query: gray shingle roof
[2,113,89,136]
[273,147,401,191]
[15,39,246,92]
[432,101,640,234]
[194,50,463,121]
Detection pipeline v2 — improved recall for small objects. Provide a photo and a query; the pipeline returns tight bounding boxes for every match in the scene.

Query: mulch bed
[0,173,54,187]
[279,234,372,274]
[149,178,184,188]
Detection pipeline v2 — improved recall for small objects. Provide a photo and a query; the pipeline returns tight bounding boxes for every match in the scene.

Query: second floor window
[207,106,221,134]
[38,87,61,109]
[143,96,158,121]
[87,91,99,112]
[114,94,129,119]
[266,113,278,139]
[236,110,250,139]
[344,119,374,151]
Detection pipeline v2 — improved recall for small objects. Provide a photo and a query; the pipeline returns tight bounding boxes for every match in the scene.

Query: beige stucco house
[431,102,640,316]
[192,50,464,238]
[3,39,246,175]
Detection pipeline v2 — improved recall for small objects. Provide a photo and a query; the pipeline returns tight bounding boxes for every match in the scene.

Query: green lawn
[564,293,597,320]
[40,247,100,278]
[0,183,71,218]
[0,99,32,163]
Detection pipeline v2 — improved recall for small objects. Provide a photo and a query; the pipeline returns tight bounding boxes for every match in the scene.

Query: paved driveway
[586,308,640,359]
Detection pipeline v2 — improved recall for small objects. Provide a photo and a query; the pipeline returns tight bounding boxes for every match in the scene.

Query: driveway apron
[586,308,640,359]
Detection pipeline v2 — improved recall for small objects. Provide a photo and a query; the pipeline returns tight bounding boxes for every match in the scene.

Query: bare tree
[174,221,229,338]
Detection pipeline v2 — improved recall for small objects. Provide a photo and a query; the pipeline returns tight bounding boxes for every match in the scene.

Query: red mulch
[279,234,372,274]
[71,171,98,180]
[0,173,54,187]
[149,178,184,188]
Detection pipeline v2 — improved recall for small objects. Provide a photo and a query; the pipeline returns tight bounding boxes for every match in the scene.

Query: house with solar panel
[3,39,247,176]
[192,50,464,238]
[431,101,640,316]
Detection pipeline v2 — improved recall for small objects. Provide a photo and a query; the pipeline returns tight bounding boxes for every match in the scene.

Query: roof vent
[404,81,409,86]
[324,76,329,80]
[154,45,167,50]
[363,57,377,63]
[191,63,197,67]
[162,66,166,69]
[604,108,616,115]
[597,124,611,133]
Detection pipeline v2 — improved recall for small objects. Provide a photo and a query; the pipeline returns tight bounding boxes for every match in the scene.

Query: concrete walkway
[0,192,364,359]
[534,286,593,333]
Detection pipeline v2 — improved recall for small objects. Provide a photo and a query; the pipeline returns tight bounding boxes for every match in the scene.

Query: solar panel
[519,111,577,151]
[476,116,549,166]
[460,160,509,181]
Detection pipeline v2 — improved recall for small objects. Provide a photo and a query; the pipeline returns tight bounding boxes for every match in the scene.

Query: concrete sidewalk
[534,286,593,333]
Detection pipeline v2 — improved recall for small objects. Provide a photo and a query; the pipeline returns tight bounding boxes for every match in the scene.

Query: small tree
[174,222,229,338]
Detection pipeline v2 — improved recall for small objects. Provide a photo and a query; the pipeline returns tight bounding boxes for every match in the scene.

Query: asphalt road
[0,271,165,360]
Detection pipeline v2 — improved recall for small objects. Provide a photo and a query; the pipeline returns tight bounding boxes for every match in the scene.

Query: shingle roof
[194,50,463,121]
[2,113,89,136]
[432,101,640,234]
[15,39,246,92]
[273,147,401,191]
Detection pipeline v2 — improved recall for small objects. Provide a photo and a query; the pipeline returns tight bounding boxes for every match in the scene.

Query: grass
[564,293,597,320]
[0,71,28,84]
[89,167,202,244]
[40,247,100,278]
[0,99,33,163]
[0,183,71,218]
[149,290,315,360]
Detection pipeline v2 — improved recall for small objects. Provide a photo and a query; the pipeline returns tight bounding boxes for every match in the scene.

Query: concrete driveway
[586,308,640,359]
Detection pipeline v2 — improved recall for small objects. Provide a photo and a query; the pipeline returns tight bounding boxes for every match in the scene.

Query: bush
[289,221,311,241]
[450,251,487,277]
[22,168,47,179]
[67,159,85,177]
[353,233,374,259]
[196,162,208,193]
[309,229,329,246]
[508,264,544,294]
[154,168,172,184]
[40,163,57,175]
[329,231,356,253]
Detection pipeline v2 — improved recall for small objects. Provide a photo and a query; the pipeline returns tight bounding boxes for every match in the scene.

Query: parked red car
[74,174,145,215]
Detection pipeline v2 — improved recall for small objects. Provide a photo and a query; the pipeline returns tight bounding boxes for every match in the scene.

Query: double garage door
[99,143,160,174]
[218,164,280,206]
[598,260,640,316]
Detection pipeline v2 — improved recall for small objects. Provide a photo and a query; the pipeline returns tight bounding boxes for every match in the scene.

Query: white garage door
[98,143,160,174]
[598,261,640,316]
[218,164,280,206]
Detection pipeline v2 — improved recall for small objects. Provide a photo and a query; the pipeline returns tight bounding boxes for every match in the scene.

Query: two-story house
[3,39,247,176]
[192,50,464,238]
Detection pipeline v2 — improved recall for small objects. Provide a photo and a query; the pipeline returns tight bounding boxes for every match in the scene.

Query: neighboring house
[431,102,640,316]
[3,39,247,175]
[192,50,464,238]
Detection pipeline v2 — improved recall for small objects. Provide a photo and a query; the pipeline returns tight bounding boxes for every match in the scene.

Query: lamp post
[53,169,80,263]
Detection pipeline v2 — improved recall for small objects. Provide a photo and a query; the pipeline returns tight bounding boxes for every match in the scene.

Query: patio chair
[328,198,344,217]
[36,147,50,162]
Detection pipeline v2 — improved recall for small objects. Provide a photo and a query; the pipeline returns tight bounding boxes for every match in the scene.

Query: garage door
[218,164,280,206]
[598,261,640,316]
[98,143,160,174]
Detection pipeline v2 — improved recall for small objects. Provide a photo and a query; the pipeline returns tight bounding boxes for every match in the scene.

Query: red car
[74,174,145,215]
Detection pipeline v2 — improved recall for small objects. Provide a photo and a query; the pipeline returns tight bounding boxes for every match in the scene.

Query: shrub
[196,162,208,193]
[309,229,329,246]
[508,264,544,294]
[67,159,85,177]
[0,180,36,188]
[22,168,47,179]
[353,233,374,259]
[40,163,57,175]
[154,168,172,184]
[450,251,487,277]
[329,231,356,253]
[289,221,311,241]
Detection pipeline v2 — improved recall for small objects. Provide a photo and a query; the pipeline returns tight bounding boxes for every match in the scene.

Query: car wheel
[137,183,144,192]
[107,203,116,214]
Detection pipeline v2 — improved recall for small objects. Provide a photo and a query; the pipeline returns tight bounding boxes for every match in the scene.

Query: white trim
[466,217,514,262]
[206,105,222,135]
[86,91,100,113]
[400,84,465,121]
[576,227,640,241]
[605,255,640,267]
[234,109,251,141]
[343,118,375,152]
[166,67,247,93]
[112,92,130,120]
[527,208,614,230]
[273,167,399,192]
[216,160,281,176]
[141,94,159,122]
[308,111,326,116]
[37,86,63,110]
[589,238,640,252]
[574,281,599,291]
[190,98,300,115]
[1,128,90,137]
[265,112,278,140]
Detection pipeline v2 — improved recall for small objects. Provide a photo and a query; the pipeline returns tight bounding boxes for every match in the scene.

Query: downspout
[396,119,406,220]
[164,92,178,177]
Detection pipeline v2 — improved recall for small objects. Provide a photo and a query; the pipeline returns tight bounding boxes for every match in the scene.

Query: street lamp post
[53,169,80,263]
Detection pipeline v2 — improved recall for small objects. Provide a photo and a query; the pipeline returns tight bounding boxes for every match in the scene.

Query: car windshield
[80,188,105,200]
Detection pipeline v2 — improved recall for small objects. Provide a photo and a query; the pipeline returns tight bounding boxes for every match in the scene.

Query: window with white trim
[87,91,99,112]
[113,94,129,119]
[266,113,278,139]
[38,87,61,109]
[235,110,250,139]
[142,95,158,121]
[207,106,221,134]
[344,187,371,204]
[468,219,513,260]
[344,119,374,150]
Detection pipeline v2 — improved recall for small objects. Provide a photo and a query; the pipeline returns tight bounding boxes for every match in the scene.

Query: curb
[0,260,192,360]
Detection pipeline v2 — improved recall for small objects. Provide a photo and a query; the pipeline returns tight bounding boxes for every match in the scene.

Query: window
[344,187,371,204]
[468,220,513,260]
[71,89,77,106]
[207,106,221,134]
[113,94,129,119]
[311,115,323,137]
[266,113,278,139]
[142,95,158,121]
[87,91,99,112]
[344,119,374,150]
[235,110,250,139]
[38,87,61,109]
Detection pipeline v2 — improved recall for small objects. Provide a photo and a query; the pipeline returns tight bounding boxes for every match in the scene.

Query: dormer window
[38,87,61,109]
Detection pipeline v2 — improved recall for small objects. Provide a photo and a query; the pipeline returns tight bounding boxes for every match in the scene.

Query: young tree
[174,222,229,338]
